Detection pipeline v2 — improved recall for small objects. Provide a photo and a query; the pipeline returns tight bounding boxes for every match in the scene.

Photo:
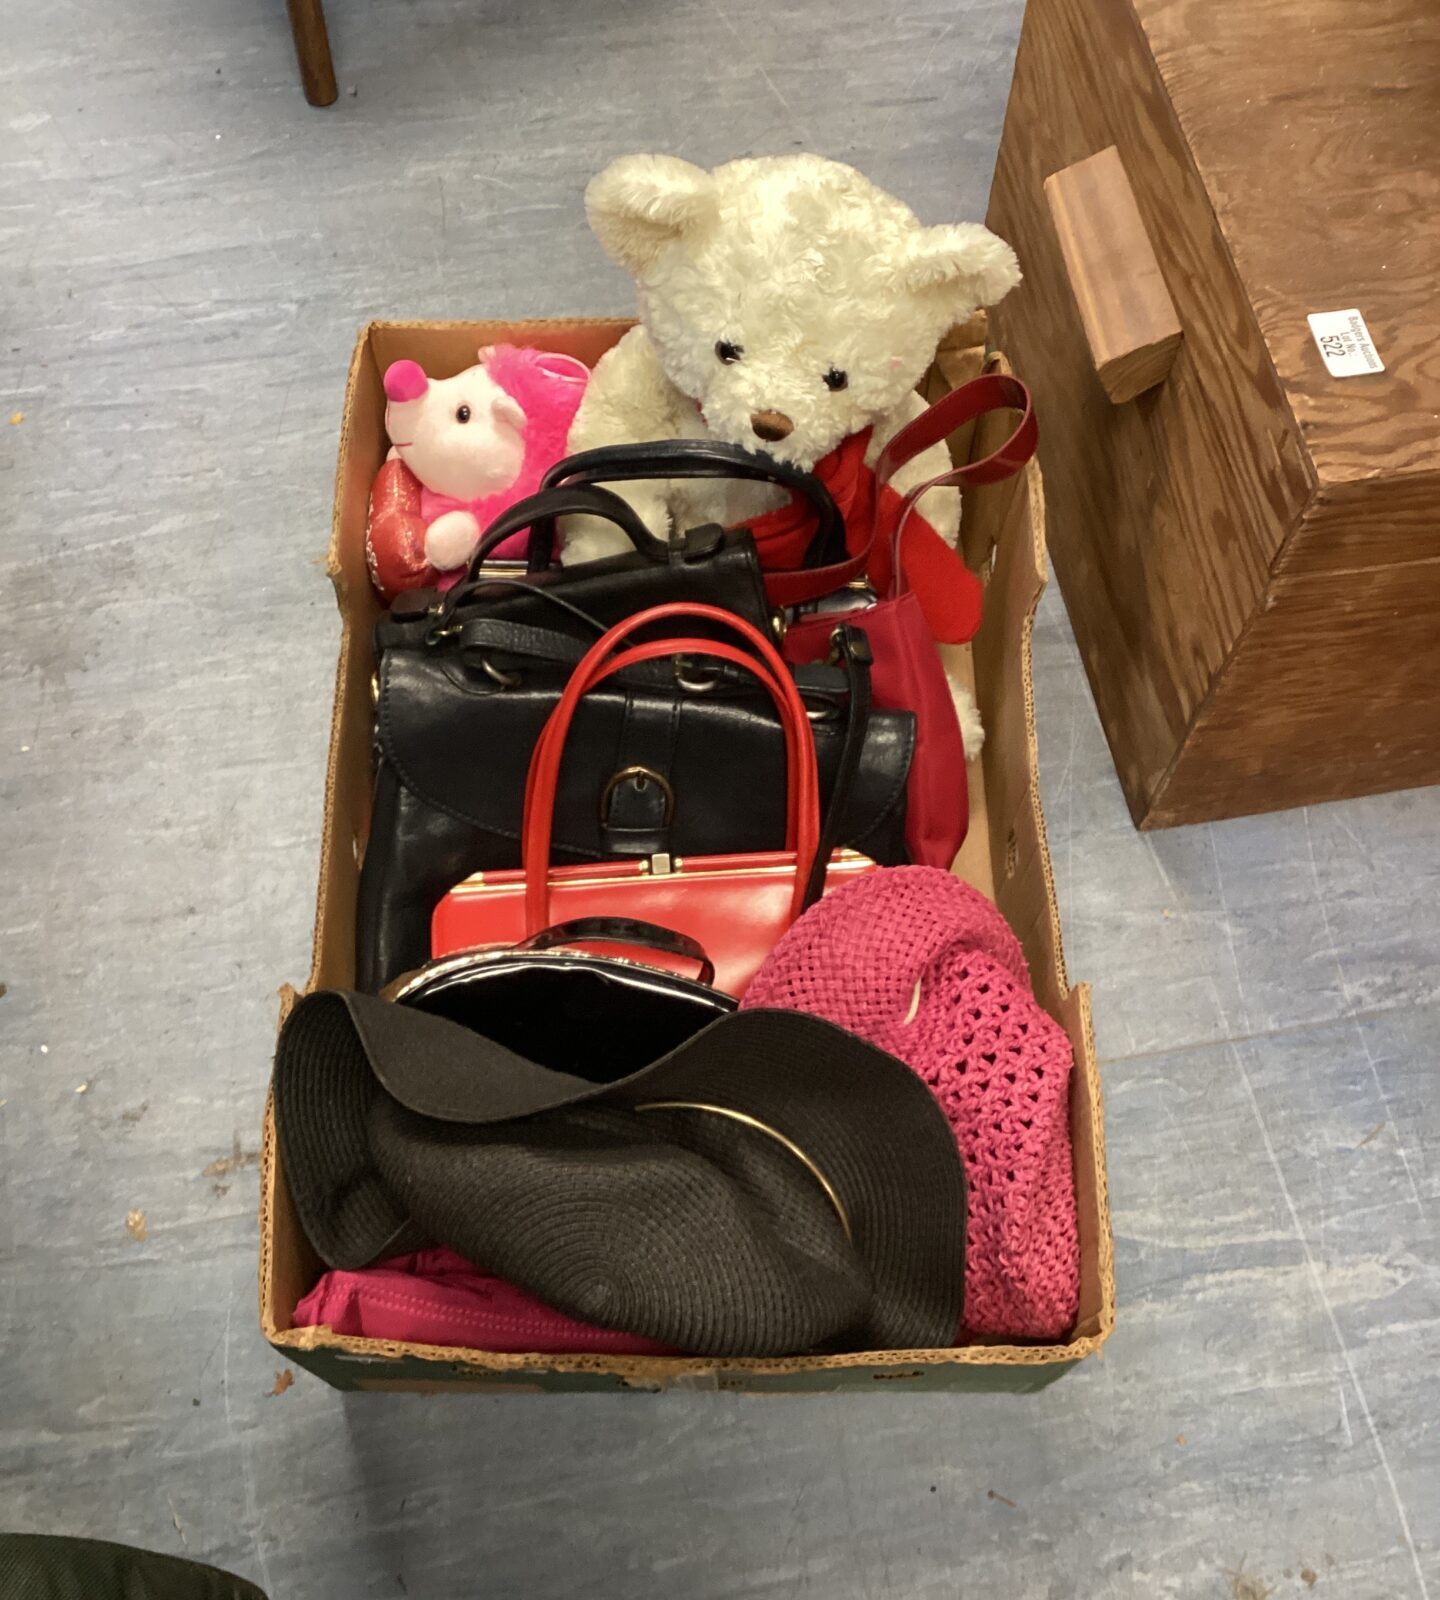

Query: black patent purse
[382,481,776,646]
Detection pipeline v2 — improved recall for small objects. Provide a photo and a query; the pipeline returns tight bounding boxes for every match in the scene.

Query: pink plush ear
[493,392,527,432]
[532,352,591,385]
[383,360,429,403]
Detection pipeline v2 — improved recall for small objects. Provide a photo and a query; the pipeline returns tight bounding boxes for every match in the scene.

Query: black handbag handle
[514,917,715,987]
[466,484,665,574]
[429,484,716,633]
[532,440,847,573]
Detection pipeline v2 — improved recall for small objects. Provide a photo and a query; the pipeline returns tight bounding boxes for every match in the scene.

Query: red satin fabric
[293,1248,678,1355]
[739,373,1035,646]
[366,458,435,598]
[739,429,983,646]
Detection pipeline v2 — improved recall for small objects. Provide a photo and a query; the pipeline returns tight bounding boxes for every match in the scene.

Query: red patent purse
[430,602,876,997]
[780,373,1036,870]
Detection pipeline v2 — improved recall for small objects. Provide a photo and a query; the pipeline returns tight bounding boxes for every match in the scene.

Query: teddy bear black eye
[823,368,848,392]
[715,340,743,365]
[456,404,471,423]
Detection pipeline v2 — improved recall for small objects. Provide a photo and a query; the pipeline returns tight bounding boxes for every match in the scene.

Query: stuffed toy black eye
[715,340,743,364]
[455,404,472,423]
[823,368,848,392]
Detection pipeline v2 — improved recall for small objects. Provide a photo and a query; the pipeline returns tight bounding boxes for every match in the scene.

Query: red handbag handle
[521,603,810,854]
[763,372,1037,611]
[882,373,1036,601]
[521,602,820,933]
[874,371,1035,490]
[523,638,809,872]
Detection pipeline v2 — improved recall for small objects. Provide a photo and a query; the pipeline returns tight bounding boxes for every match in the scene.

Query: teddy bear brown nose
[750,410,795,443]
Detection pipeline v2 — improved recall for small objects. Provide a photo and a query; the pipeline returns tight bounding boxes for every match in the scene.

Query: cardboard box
[258,318,1116,1394]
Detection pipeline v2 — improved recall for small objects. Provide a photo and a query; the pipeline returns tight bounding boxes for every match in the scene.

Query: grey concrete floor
[1,0,1437,1596]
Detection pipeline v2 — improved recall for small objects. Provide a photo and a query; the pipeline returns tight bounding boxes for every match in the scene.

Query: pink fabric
[422,346,589,562]
[293,1247,677,1355]
[743,867,1080,1341]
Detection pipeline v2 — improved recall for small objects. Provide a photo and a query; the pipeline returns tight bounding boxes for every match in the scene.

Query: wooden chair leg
[286,0,338,106]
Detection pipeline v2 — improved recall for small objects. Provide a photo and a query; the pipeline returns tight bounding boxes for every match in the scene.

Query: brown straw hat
[273,977,966,1357]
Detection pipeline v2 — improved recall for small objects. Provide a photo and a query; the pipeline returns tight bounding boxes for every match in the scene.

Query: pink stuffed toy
[365,344,589,600]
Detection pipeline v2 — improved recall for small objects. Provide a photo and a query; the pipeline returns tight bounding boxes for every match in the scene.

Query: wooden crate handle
[1044,146,1182,404]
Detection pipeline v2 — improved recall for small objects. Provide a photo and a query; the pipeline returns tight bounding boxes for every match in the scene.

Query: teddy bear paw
[953,684,985,760]
[424,511,482,573]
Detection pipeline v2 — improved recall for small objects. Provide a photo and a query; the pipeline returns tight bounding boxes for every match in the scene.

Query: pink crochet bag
[743,867,1079,1341]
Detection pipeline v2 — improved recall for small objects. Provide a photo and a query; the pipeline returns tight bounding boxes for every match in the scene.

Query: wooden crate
[987,0,1440,827]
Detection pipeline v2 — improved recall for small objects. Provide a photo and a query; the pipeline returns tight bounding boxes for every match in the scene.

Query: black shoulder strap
[535,440,846,572]
[800,624,873,911]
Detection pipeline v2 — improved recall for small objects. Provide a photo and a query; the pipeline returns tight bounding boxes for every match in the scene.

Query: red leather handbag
[430,602,876,996]
[778,374,1036,870]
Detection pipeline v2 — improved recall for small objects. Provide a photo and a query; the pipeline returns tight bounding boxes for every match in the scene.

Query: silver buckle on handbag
[673,655,721,694]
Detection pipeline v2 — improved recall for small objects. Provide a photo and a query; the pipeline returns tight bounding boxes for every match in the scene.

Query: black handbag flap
[377,650,913,863]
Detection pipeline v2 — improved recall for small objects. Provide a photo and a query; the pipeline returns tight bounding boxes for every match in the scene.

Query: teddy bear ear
[585,155,719,273]
[897,223,1022,310]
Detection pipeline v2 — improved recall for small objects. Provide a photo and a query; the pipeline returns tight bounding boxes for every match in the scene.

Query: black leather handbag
[533,437,849,572]
[355,477,911,993]
[385,471,839,650]
[355,614,914,993]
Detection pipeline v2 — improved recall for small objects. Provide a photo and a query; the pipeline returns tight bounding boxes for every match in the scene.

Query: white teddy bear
[562,153,1020,562]
[561,154,1021,757]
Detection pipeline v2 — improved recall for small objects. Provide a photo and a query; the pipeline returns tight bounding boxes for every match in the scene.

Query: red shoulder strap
[763,373,1036,617]
[875,371,1035,491]
[874,372,1036,642]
